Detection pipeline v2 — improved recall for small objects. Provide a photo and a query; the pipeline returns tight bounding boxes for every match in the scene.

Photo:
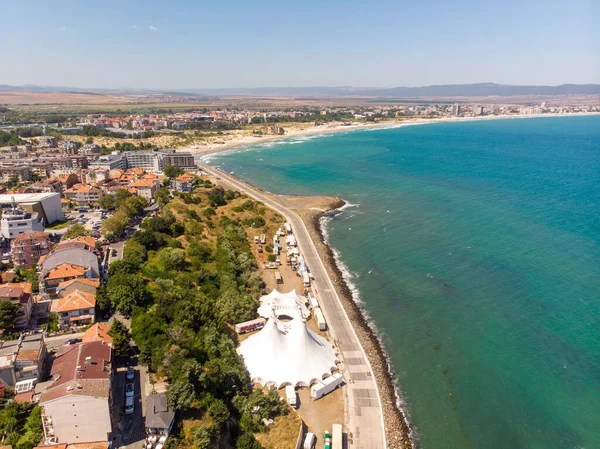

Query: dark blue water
[205,116,600,449]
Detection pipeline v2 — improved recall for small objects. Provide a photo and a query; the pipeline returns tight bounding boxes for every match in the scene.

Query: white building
[0,207,44,239]
[0,192,64,225]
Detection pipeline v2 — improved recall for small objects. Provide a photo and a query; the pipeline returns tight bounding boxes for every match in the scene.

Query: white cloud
[58,26,67,31]
[148,25,158,32]
[130,24,138,30]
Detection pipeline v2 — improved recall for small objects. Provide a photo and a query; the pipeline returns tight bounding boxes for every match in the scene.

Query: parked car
[126,367,135,380]
[125,396,134,415]
[64,339,81,345]
[125,383,134,398]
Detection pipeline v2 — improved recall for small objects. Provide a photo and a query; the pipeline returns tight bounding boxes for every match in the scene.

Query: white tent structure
[257,289,310,320]
[238,289,338,388]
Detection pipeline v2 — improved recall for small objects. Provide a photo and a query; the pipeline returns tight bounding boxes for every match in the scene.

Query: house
[56,290,96,327]
[11,231,51,268]
[56,278,100,297]
[42,264,90,296]
[146,393,176,437]
[0,334,46,388]
[40,341,113,443]
[63,184,104,207]
[82,323,112,346]
[23,178,64,194]
[129,179,160,201]
[39,244,100,295]
[175,175,194,193]
[0,283,33,329]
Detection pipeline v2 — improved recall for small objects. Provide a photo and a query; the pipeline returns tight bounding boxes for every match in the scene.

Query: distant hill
[1,83,599,98]
[354,83,600,97]
[187,83,600,97]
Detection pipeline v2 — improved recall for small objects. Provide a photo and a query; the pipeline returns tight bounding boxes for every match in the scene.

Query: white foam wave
[319,205,417,446]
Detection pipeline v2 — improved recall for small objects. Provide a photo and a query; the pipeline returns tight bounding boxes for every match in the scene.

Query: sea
[201,115,600,449]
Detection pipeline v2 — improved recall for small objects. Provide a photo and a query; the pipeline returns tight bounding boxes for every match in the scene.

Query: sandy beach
[185,112,600,158]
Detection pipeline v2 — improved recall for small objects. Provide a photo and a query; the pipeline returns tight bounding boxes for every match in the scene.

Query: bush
[242,217,265,228]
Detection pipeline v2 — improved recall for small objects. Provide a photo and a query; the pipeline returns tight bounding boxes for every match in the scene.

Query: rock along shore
[303,201,414,449]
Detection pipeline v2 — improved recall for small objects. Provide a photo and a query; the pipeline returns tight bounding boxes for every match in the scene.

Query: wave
[319,204,417,446]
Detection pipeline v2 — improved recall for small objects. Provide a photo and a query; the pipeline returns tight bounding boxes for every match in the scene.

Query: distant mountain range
[1,82,599,97]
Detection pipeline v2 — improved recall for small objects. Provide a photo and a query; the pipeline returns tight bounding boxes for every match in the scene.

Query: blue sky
[0,0,598,89]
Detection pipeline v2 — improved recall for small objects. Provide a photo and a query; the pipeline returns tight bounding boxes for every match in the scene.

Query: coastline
[302,203,414,449]
[199,163,412,448]
[187,111,600,158]
[195,112,599,449]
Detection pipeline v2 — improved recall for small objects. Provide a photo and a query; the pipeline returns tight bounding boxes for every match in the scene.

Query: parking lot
[112,363,147,448]
[64,209,107,238]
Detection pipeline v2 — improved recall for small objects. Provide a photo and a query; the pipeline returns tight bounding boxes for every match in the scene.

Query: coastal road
[200,164,387,449]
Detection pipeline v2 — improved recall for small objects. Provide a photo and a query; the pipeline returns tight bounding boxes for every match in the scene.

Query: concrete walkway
[200,164,387,449]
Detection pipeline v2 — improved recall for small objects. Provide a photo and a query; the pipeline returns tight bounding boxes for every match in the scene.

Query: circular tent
[238,289,338,388]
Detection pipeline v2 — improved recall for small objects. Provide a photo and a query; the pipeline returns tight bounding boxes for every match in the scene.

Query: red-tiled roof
[45,264,86,281]
[41,341,112,403]
[58,278,100,289]
[11,231,50,244]
[82,323,113,346]
[56,289,96,313]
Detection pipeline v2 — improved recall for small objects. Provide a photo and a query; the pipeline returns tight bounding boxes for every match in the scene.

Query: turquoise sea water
[203,116,600,449]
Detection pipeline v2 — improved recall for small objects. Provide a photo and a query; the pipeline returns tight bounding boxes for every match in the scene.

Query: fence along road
[200,163,387,449]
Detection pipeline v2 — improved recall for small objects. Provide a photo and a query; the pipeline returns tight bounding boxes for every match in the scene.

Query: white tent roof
[238,290,338,388]
[257,289,310,320]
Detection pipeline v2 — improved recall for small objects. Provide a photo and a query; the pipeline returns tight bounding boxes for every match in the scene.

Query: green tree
[14,405,42,449]
[192,423,216,449]
[164,165,184,179]
[102,211,129,240]
[208,399,230,430]
[108,320,131,357]
[123,239,147,266]
[157,247,187,271]
[95,286,111,314]
[236,433,262,449]
[122,196,148,220]
[167,379,195,411]
[63,223,90,240]
[0,301,19,332]
[107,274,150,314]
[153,187,170,207]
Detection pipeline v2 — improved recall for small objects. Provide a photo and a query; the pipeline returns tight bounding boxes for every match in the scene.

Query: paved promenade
[200,164,387,449]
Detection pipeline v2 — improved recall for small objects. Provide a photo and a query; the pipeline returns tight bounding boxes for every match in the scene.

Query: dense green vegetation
[101,186,286,448]
[0,130,24,146]
[101,192,148,241]
[251,111,354,124]
[0,302,20,339]
[0,403,43,449]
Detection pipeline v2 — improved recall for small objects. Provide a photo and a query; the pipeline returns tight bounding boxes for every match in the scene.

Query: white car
[125,383,134,398]
[126,367,135,380]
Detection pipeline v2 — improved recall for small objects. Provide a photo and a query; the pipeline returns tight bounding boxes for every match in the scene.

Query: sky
[0,0,598,89]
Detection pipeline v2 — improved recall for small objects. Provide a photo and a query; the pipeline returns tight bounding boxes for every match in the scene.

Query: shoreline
[188,111,600,158]
[199,163,412,448]
[304,203,414,449]
[196,112,599,448]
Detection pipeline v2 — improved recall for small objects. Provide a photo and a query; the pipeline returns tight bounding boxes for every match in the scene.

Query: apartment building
[63,184,104,207]
[11,231,51,268]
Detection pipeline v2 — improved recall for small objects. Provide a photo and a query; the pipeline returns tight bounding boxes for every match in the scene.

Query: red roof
[56,289,96,313]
